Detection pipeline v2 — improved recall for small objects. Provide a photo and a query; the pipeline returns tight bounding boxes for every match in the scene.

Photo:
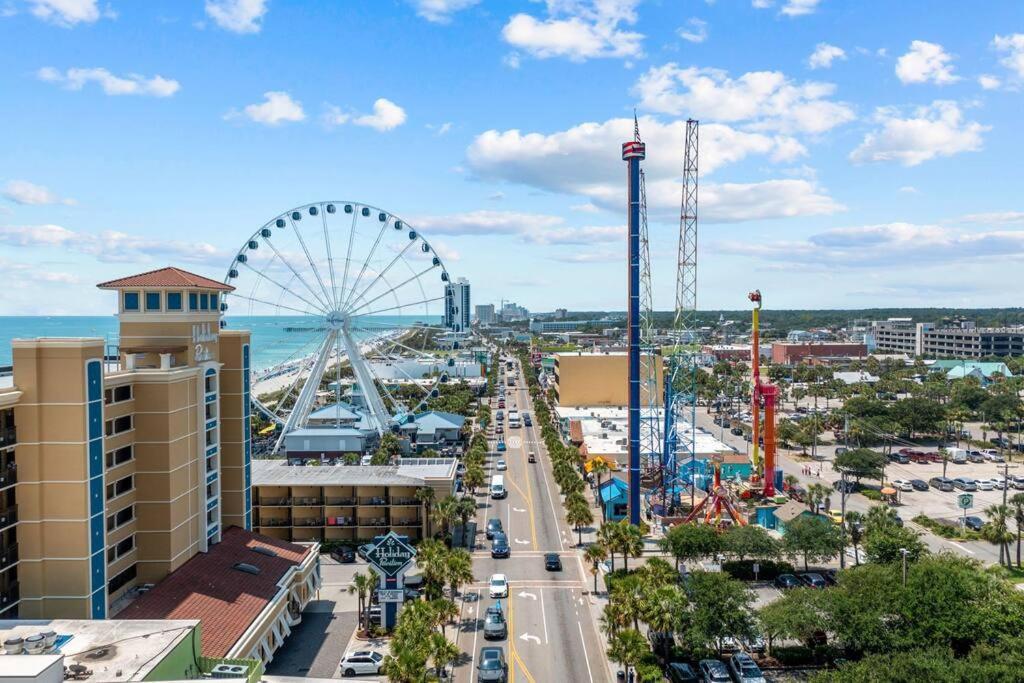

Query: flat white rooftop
[0,619,199,681]
[253,457,458,486]
[556,405,733,456]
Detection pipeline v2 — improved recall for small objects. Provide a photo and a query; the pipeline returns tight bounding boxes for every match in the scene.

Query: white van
[948,447,968,464]
[508,410,521,429]
[490,475,507,499]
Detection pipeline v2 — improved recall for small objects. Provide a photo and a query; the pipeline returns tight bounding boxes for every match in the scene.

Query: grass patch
[912,514,982,541]
[985,563,1024,584]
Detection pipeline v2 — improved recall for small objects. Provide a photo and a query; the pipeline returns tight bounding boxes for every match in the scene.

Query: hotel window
[145,291,161,311]
[206,427,217,448]
[210,293,219,309]
[107,564,137,595]
[205,374,217,394]
[105,445,133,469]
[123,292,139,311]
[105,415,132,437]
[106,504,135,532]
[200,293,209,310]
[167,292,183,311]
[107,534,135,564]
[106,475,134,500]
[189,292,199,310]
[104,385,132,405]
[205,402,216,420]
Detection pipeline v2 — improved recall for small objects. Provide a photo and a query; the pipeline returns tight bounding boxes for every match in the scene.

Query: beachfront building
[252,457,457,544]
[0,267,255,620]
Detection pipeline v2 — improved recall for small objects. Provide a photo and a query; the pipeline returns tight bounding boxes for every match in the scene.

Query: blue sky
[1,0,1023,315]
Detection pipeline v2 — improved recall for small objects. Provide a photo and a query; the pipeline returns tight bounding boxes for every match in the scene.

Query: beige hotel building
[0,267,254,620]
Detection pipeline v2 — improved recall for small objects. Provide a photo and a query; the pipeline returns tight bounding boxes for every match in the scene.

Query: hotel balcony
[0,428,15,449]
[0,581,19,610]
[0,506,16,531]
[292,518,325,527]
[258,518,292,528]
[325,497,357,506]
[358,496,389,506]
[0,464,15,490]
[0,543,17,572]
[258,497,291,507]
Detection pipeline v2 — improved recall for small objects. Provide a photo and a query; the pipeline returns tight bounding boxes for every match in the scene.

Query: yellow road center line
[508,595,537,683]
[506,476,538,549]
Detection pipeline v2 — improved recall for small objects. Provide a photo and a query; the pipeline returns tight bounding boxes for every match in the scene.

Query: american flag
[621,140,646,159]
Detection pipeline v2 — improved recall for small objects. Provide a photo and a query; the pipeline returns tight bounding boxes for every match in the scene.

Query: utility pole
[839,469,848,569]
[1002,462,1019,507]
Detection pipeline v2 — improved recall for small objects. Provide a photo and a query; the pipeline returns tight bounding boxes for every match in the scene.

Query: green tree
[783,515,844,571]
[567,497,595,546]
[660,522,722,572]
[757,587,827,655]
[1010,493,1024,568]
[844,510,865,565]
[862,524,928,565]
[415,487,436,538]
[585,542,607,594]
[983,503,1014,568]
[722,524,780,562]
[431,495,460,540]
[681,571,755,654]
[348,571,374,633]
[443,548,474,599]
[615,521,645,572]
[833,448,888,484]
[589,458,611,520]
[607,628,649,682]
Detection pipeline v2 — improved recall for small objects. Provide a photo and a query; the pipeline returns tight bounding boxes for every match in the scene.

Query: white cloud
[850,100,988,167]
[808,43,845,69]
[28,0,103,26]
[37,66,180,97]
[633,64,854,135]
[993,34,1024,78]
[465,116,842,223]
[232,91,305,126]
[408,0,478,23]
[978,74,1001,90]
[0,223,227,264]
[324,98,407,132]
[411,210,623,245]
[550,249,620,263]
[501,0,644,62]
[678,18,707,44]
[895,40,958,85]
[898,185,918,194]
[0,258,80,286]
[2,180,75,206]
[716,222,1024,268]
[959,211,1024,225]
[205,0,267,34]
[751,0,820,16]
[435,122,453,135]
[503,52,521,69]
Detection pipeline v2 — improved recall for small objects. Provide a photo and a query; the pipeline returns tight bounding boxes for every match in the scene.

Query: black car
[820,569,838,586]
[964,515,984,531]
[486,518,504,540]
[523,413,532,426]
[544,553,562,571]
[730,427,744,436]
[774,574,801,590]
[330,546,356,563]
[910,479,929,491]
[666,662,699,683]
[799,572,828,589]
[491,535,510,558]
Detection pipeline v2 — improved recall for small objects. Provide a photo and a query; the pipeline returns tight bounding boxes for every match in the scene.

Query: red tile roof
[97,266,234,291]
[118,527,310,658]
[568,419,584,444]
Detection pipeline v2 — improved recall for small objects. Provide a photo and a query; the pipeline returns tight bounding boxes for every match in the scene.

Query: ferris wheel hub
[326,310,346,330]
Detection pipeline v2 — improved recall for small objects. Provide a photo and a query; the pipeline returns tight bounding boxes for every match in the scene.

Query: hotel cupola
[97,266,235,371]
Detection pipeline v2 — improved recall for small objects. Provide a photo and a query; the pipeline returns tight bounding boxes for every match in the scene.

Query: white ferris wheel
[222,201,461,454]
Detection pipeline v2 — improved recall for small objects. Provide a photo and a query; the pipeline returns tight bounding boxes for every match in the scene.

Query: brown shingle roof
[97,266,234,291]
[774,499,815,524]
[117,527,310,658]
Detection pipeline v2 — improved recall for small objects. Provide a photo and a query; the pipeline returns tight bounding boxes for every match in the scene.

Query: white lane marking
[470,589,480,683]
[514,538,530,545]
[533,421,566,551]
[948,541,976,555]
[513,507,526,512]
[519,633,541,644]
[540,588,549,644]
[517,591,538,600]
[576,615,596,683]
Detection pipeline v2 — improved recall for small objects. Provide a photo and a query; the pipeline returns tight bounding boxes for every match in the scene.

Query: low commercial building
[251,457,457,544]
[119,526,318,668]
[771,342,867,364]
[553,351,664,407]
[929,360,1014,383]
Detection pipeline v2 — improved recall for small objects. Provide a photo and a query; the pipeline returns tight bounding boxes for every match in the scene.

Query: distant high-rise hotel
[444,277,471,332]
[475,304,495,325]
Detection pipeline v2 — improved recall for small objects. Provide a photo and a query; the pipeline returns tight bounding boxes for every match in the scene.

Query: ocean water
[0,315,440,371]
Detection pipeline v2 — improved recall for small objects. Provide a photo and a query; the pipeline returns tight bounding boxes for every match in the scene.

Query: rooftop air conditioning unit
[23,635,44,654]
[210,663,248,678]
[3,637,24,655]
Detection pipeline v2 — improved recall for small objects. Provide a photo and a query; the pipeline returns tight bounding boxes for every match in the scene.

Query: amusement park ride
[625,118,782,528]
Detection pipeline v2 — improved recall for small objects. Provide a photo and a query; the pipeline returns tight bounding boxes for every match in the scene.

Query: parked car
[964,516,984,532]
[491,535,510,559]
[544,553,562,571]
[483,607,507,640]
[489,573,509,598]
[477,647,508,682]
[977,478,995,491]
[888,452,910,464]
[339,651,384,677]
[775,574,801,589]
[967,451,986,463]
[992,476,1008,490]
[891,479,913,492]
[1011,474,1024,490]
[953,477,978,491]
[910,479,929,491]
[666,662,699,683]
[799,573,828,589]
[827,509,844,524]
[330,546,356,563]
[728,653,767,683]
[698,659,732,682]
[929,476,955,492]
[486,518,503,540]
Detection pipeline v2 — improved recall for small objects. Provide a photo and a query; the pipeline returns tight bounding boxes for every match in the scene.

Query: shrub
[861,489,882,501]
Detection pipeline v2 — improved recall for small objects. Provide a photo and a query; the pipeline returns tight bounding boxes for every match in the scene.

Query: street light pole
[839,469,848,570]
[900,547,909,587]
[1001,462,1019,507]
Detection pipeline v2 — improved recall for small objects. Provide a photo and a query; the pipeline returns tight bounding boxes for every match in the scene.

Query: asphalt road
[453,357,611,683]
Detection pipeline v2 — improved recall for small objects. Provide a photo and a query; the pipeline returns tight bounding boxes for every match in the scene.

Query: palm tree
[806,483,830,513]
[783,473,799,494]
[584,543,607,594]
[348,571,374,633]
[454,496,477,536]
[844,510,864,566]
[463,463,485,496]
[567,497,595,546]
[416,539,449,600]
[590,458,611,515]
[984,503,1014,568]
[938,448,951,479]
[415,487,436,537]
[432,495,460,540]
[443,548,474,600]
[607,628,648,682]
[426,630,459,679]
[1010,493,1024,567]
[618,521,645,572]
[598,523,620,572]
[640,584,686,661]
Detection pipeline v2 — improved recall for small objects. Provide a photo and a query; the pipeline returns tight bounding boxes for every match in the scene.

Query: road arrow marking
[514,538,530,545]
[519,633,541,644]
[513,507,526,512]
[518,591,537,600]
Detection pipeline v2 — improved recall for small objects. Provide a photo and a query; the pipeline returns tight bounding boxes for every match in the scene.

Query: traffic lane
[511,586,609,683]
[470,551,582,583]
[518,397,569,552]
